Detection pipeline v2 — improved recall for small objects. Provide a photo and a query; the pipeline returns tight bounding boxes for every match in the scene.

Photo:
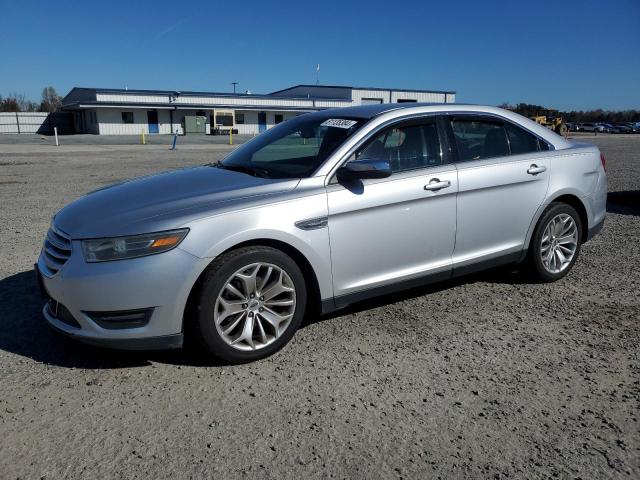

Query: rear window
[451,117,547,161]
[505,123,541,155]
[450,118,509,161]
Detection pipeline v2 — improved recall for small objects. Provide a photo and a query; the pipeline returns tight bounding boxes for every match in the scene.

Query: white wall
[390,91,448,103]
[230,110,303,135]
[97,108,148,135]
[352,89,391,104]
[234,110,259,135]
[96,92,319,109]
[96,108,210,135]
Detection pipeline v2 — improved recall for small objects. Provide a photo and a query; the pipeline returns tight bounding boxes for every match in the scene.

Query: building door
[147,110,159,134]
[258,112,267,133]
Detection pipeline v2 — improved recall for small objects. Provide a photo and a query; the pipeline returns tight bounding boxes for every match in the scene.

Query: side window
[450,118,509,161]
[505,122,541,155]
[356,121,442,173]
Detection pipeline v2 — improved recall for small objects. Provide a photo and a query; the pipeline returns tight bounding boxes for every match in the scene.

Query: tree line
[500,102,639,123]
[0,87,62,113]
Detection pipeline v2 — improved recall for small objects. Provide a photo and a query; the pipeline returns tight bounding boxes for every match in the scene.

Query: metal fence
[0,112,75,135]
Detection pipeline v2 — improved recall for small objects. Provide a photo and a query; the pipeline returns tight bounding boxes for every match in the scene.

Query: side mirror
[337,159,392,181]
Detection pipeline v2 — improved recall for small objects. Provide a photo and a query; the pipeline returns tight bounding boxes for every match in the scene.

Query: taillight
[600,153,606,171]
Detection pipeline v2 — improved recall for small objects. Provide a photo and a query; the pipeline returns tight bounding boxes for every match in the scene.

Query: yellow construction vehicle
[529,110,567,135]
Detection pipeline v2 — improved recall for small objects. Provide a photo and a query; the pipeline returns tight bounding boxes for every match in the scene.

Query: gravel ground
[0,135,638,479]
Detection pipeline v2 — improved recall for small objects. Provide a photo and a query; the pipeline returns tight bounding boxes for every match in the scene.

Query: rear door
[326,116,458,303]
[446,114,551,271]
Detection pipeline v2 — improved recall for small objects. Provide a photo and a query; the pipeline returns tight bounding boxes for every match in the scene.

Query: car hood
[54,165,299,238]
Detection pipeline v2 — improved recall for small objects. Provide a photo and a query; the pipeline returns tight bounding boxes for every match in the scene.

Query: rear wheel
[526,203,582,282]
[194,246,307,363]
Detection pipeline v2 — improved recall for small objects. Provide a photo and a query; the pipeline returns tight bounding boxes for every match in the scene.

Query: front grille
[41,226,72,276]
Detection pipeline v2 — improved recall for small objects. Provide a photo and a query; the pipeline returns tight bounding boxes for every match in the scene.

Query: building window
[274,114,284,124]
[361,98,383,105]
[397,99,417,103]
[195,110,206,116]
[215,113,233,126]
[121,112,134,124]
[236,113,245,124]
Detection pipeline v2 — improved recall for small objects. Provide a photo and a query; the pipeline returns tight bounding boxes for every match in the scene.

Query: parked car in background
[601,123,618,133]
[620,123,638,133]
[37,104,608,362]
[614,124,633,134]
[577,122,604,133]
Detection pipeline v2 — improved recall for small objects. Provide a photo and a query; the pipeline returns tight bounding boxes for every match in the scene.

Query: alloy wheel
[540,213,578,274]
[214,263,296,351]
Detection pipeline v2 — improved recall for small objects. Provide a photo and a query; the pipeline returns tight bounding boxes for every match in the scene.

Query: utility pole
[232,82,238,94]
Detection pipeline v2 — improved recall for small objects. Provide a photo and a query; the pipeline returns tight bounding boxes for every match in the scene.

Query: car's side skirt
[320,250,524,315]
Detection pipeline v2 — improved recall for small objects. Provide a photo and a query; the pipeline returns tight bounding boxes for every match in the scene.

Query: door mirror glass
[337,159,392,181]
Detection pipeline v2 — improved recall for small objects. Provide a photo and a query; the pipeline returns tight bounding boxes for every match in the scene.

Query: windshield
[219,113,365,178]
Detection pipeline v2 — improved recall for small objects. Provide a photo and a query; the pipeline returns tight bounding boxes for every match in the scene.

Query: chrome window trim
[445,111,555,154]
[318,109,555,184]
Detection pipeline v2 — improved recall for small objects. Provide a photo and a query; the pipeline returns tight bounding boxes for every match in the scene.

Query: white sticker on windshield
[321,119,358,129]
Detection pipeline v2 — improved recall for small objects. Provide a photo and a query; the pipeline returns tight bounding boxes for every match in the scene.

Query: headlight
[82,229,189,262]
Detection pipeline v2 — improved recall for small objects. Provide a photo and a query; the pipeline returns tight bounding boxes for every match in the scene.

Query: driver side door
[326,116,458,307]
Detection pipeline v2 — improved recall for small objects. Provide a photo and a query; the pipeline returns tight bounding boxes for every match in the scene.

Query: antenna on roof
[315,64,320,85]
[231,82,238,94]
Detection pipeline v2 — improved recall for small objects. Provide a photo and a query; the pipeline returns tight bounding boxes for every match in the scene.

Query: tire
[194,246,307,363]
[525,203,583,282]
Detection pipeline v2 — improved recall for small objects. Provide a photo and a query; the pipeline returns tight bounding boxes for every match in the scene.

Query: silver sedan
[37,104,607,362]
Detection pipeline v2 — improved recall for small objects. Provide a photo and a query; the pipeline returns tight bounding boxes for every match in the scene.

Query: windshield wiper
[211,161,272,178]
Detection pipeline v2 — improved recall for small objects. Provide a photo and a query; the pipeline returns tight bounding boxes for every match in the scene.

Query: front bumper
[43,300,183,349]
[37,243,209,350]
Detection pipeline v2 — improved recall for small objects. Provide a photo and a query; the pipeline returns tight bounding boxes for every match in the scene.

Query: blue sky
[1,0,639,110]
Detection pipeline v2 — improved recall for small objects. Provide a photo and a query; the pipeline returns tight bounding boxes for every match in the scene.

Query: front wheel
[526,203,583,282]
[194,246,307,363]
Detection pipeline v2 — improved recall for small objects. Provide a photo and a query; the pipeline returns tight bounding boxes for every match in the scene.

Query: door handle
[424,178,451,191]
[527,164,547,175]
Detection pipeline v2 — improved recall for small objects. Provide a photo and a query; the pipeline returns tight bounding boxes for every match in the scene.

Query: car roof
[311,102,574,151]
[316,102,445,119]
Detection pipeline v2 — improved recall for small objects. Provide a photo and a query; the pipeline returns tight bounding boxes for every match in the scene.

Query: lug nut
[248,312,253,317]
[242,303,248,309]
[259,307,264,312]
[259,296,264,301]
[250,293,255,298]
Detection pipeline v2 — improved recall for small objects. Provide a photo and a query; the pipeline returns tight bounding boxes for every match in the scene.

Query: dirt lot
[0,135,638,479]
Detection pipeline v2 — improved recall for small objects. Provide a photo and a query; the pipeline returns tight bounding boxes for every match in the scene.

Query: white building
[61,84,456,135]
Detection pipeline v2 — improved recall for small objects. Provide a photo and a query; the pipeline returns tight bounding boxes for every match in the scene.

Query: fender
[177,194,334,302]
[523,187,593,250]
